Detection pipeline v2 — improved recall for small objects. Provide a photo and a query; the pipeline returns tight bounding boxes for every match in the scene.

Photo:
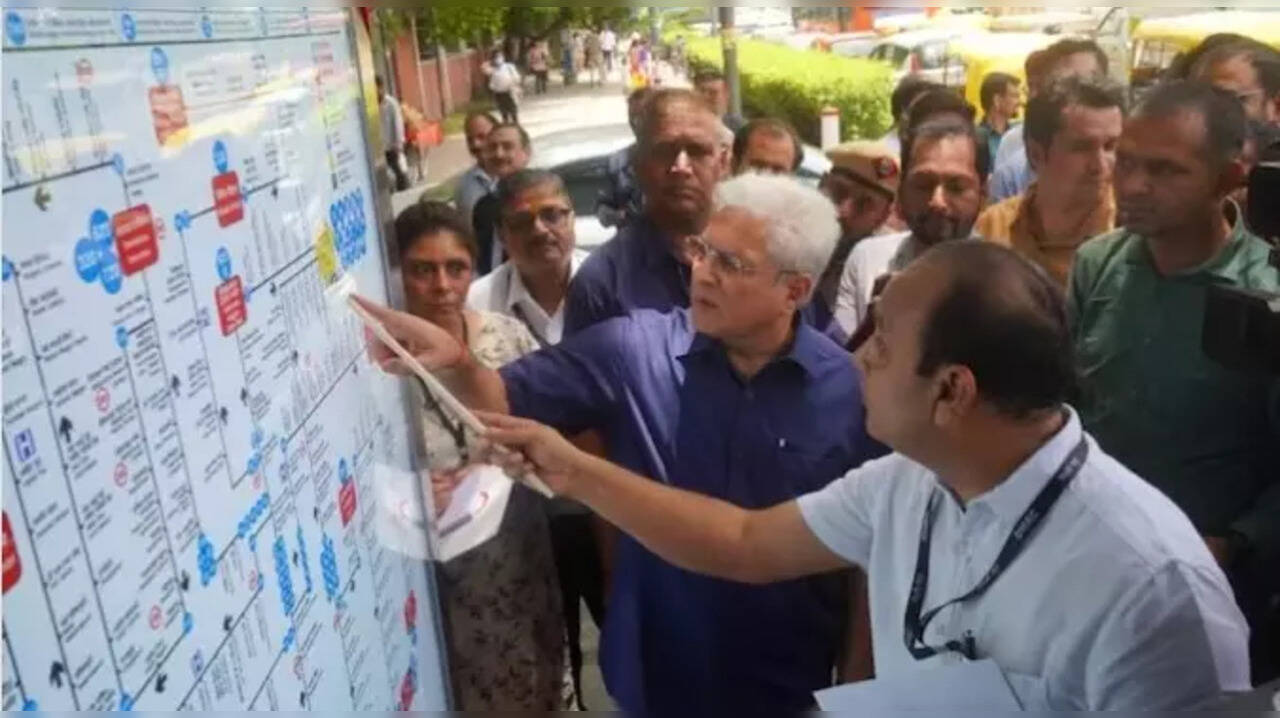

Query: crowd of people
[372,32,1278,712]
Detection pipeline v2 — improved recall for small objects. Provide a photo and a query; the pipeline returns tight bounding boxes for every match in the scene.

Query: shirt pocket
[769,438,846,499]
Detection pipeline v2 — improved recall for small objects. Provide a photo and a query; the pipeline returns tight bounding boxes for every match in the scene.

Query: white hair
[713,172,839,296]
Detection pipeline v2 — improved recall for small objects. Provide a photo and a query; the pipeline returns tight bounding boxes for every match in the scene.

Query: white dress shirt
[832,231,921,335]
[466,250,588,346]
[796,408,1250,710]
[379,93,404,153]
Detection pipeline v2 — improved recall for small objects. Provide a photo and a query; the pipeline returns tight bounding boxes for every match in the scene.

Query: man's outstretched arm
[480,411,851,585]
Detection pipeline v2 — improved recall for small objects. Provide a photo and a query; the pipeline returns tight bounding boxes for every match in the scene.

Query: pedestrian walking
[485,49,522,125]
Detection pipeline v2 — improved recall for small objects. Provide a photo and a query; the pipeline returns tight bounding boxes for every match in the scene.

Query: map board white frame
[0,7,451,711]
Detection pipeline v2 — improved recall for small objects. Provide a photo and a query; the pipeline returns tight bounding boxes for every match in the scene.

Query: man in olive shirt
[1069,81,1279,678]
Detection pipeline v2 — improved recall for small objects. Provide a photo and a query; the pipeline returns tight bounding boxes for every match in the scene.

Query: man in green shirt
[1069,80,1279,678]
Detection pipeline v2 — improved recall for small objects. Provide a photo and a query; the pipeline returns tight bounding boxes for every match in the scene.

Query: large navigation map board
[0,8,448,711]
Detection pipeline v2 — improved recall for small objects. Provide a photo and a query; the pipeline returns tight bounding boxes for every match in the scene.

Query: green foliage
[684,37,894,143]
[405,7,635,52]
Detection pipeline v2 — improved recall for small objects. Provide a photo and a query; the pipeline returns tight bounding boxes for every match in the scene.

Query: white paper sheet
[433,465,513,562]
[814,659,1023,711]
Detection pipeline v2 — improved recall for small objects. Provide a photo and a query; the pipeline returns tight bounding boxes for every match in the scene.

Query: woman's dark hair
[915,242,1076,419]
[394,200,477,262]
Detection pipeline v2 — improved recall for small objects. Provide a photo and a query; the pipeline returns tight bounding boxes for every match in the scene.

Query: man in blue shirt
[597,86,654,230]
[357,173,885,711]
[566,88,729,334]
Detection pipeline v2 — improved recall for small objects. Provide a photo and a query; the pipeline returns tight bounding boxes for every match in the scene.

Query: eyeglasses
[684,235,762,278]
[502,205,572,233]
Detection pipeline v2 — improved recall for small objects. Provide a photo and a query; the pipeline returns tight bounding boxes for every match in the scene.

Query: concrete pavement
[391,70,632,215]
[391,64,686,216]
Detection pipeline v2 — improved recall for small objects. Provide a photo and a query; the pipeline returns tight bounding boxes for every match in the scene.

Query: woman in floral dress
[393,200,573,710]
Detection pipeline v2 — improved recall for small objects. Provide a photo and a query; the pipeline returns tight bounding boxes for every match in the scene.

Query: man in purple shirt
[565,88,728,334]
[358,173,885,711]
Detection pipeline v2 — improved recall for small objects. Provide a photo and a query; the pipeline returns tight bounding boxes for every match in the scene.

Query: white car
[867,28,968,88]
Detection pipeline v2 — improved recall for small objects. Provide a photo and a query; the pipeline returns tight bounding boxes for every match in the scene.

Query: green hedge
[683,37,894,144]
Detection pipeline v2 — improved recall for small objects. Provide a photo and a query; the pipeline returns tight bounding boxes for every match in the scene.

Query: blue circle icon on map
[201,14,213,39]
[115,325,129,349]
[2,256,14,282]
[120,13,136,42]
[5,11,26,47]
[89,208,112,243]
[119,692,133,711]
[215,246,232,281]
[150,47,169,84]
[111,153,125,175]
[99,251,123,294]
[74,237,101,282]
[212,140,228,173]
[182,611,193,635]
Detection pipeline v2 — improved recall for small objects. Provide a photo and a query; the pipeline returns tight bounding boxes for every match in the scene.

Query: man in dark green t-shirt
[1069,80,1279,679]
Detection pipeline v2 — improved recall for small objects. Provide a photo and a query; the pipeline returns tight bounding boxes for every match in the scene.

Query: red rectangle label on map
[338,481,357,526]
[2,512,22,594]
[148,84,189,146]
[215,276,246,336]
[112,204,158,275]
[212,171,243,227]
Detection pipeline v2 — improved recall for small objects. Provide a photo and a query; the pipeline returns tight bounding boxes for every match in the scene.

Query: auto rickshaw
[948,31,1059,118]
[1130,11,1280,92]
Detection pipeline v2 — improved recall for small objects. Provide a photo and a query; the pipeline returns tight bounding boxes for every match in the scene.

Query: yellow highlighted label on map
[316,223,338,283]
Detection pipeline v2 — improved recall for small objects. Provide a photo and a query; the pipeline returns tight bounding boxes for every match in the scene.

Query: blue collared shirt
[500,308,885,712]
[563,215,690,335]
[989,124,1035,202]
[453,164,493,228]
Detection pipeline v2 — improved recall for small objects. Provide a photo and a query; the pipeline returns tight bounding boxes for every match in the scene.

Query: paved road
[391,64,686,217]
[391,72,632,216]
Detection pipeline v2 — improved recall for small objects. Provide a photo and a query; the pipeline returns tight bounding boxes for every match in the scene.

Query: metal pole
[718,6,741,119]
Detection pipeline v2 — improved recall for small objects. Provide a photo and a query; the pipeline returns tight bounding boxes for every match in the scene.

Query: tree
[385,6,635,57]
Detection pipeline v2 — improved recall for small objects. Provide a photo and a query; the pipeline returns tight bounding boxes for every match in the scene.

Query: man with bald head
[565,88,729,334]
[476,241,1251,710]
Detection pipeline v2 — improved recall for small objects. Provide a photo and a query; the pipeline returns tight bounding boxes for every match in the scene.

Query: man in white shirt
[467,169,587,346]
[376,75,409,191]
[465,167,598,705]
[477,240,1251,711]
[600,26,618,76]
[834,111,984,337]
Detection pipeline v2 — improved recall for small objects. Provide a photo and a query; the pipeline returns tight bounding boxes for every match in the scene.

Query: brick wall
[391,32,484,122]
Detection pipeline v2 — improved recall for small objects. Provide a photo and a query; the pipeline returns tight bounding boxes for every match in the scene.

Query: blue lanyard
[903,436,1089,661]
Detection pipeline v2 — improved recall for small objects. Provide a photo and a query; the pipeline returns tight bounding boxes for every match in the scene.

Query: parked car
[868,28,968,88]
[827,32,882,58]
